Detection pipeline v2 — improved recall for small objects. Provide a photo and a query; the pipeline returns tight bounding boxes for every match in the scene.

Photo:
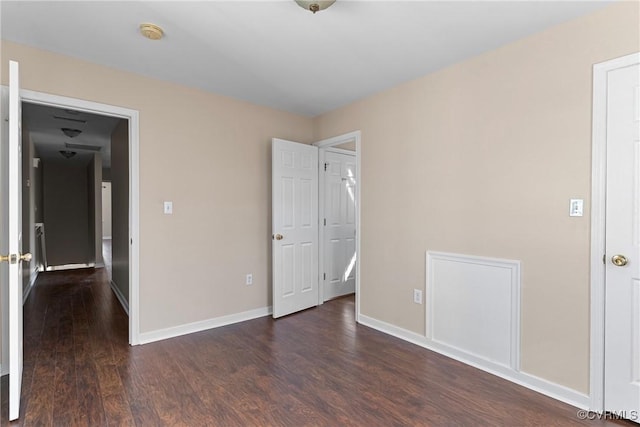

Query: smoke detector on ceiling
[140,23,164,40]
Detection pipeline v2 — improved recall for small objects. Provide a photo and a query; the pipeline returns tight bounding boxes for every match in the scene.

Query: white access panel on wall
[426,252,521,370]
[271,139,319,318]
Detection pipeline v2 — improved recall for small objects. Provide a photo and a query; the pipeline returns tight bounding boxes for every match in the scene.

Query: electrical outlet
[413,289,423,304]
[246,274,253,285]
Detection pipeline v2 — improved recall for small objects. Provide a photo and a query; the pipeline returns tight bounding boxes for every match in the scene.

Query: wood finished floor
[1,268,633,426]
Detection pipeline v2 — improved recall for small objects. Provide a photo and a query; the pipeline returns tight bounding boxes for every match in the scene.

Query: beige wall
[111,120,128,302]
[0,40,314,335]
[333,141,356,152]
[314,2,640,393]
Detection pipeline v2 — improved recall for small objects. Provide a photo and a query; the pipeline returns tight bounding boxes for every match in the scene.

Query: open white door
[2,61,28,421]
[272,139,318,318]
[604,60,640,421]
[322,150,356,301]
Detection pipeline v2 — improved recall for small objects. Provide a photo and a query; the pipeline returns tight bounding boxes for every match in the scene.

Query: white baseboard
[138,306,273,345]
[110,280,129,315]
[47,263,95,271]
[358,314,590,410]
[23,268,39,304]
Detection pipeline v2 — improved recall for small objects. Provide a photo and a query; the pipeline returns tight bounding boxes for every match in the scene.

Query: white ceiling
[1,1,611,117]
[23,103,122,168]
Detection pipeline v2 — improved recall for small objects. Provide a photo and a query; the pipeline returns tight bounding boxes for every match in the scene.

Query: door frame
[589,51,640,412]
[313,131,361,320]
[5,88,141,346]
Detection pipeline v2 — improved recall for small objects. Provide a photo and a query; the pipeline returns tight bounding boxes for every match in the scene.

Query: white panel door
[604,61,640,420]
[322,151,356,301]
[102,182,112,239]
[272,139,318,318]
[3,60,27,421]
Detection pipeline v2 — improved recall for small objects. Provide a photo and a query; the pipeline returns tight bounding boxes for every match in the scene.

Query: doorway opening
[314,131,361,320]
[102,181,113,277]
[1,89,140,382]
[19,101,128,307]
[270,131,361,320]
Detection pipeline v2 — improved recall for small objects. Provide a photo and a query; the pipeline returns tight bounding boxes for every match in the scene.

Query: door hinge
[323,218,326,226]
[323,273,326,281]
[324,162,329,171]
[603,254,606,264]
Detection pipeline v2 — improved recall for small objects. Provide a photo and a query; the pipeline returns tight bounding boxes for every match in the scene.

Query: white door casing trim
[313,131,361,321]
[18,89,141,345]
[590,51,640,412]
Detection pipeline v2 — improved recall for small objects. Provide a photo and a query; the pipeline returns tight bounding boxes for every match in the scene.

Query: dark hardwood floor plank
[1,265,634,426]
[72,285,108,427]
[20,291,61,427]
[131,342,214,426]
[116,360,164,426]
[51,295,80,427]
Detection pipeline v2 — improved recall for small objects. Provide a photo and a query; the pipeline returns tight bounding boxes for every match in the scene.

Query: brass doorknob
[273,234,284,241]
[0,253,31,264]
[612,254,628,267]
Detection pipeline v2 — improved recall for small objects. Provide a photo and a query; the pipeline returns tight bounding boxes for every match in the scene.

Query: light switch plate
[164,201,173,215]
[413,289,423,304]
[569,199,583,217]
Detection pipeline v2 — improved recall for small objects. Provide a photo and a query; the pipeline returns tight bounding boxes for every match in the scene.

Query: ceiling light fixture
[59,150,77,159]
[295,0,335,14]
[140,23,164,40]
[61,128,82,138]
